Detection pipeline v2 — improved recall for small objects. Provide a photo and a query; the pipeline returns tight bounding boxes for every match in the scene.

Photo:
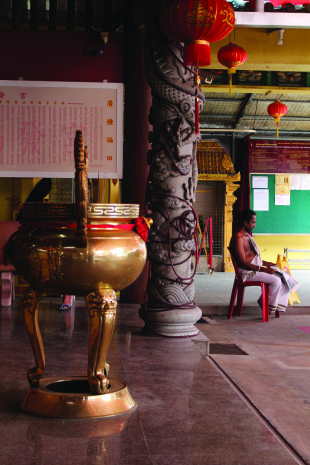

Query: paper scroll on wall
[0,81,123,179]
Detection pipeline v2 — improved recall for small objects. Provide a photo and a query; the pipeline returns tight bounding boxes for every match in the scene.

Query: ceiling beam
[235,12,310,29]
[200,115,310,121]
[202,96,310,104]
[200,129,256,133]
[201,86,310,95]
[233,93,254,129]
[201,128,310,135]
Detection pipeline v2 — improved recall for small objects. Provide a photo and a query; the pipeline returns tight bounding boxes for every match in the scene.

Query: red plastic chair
[227,247,279,322]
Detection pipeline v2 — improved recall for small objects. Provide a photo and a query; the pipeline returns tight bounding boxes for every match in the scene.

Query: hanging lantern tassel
[184,40,211,68]
[194,68,201,135]
[195,91,199,134]
[217,43,247,98]
[267,100,288,139]
[228,68,236,98]
[275,118,280,139]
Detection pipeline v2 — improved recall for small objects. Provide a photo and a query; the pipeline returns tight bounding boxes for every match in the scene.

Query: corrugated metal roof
[200,91,310,139]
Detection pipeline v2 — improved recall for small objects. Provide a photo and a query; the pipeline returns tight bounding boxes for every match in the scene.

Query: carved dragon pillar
[141,0,204,336]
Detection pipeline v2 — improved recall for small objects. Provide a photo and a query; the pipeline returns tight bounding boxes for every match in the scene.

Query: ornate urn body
[7,131,148,418]
[10,203,146,297]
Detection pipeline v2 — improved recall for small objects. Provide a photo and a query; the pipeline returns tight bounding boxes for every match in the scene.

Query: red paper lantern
[217,42,247,97]
[160,0,235,67]
[267,100,288,138]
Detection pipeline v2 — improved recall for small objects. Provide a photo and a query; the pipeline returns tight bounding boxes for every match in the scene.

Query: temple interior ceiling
[1,1,310,140]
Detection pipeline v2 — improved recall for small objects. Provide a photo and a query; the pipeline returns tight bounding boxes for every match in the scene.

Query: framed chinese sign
[0,81,124,178]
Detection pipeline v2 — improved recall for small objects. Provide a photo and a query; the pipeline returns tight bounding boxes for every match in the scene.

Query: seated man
[229,208,290,313]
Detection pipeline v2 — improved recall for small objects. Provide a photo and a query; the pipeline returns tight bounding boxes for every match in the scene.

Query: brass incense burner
[8,131,148,418]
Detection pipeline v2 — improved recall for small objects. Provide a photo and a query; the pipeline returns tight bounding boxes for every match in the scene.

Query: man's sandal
[58,303,71,310]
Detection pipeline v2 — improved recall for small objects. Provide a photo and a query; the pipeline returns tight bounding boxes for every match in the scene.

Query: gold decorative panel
[197,141,236,177]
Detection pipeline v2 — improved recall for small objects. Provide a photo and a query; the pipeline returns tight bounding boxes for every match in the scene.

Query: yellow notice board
[276,254,301,305]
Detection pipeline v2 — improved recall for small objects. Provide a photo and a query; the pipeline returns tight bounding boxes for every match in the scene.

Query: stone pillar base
[140,305,202,337]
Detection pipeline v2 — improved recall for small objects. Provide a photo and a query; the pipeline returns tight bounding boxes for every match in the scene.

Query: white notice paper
[300,175,310,190]
[253,189,269,211]
[252,176,268,189]
[290,175,301,190]
[275,194,290,206]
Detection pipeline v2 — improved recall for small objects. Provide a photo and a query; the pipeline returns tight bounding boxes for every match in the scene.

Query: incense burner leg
[85,289,116,394]
[21,287,44,387]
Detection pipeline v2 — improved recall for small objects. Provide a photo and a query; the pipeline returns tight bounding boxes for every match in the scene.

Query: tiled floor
[196,314,310,465]
[0,271,309,464]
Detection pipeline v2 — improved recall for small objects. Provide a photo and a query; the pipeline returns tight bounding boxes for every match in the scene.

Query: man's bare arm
[262,260,276,267]
[230,236,275,274]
